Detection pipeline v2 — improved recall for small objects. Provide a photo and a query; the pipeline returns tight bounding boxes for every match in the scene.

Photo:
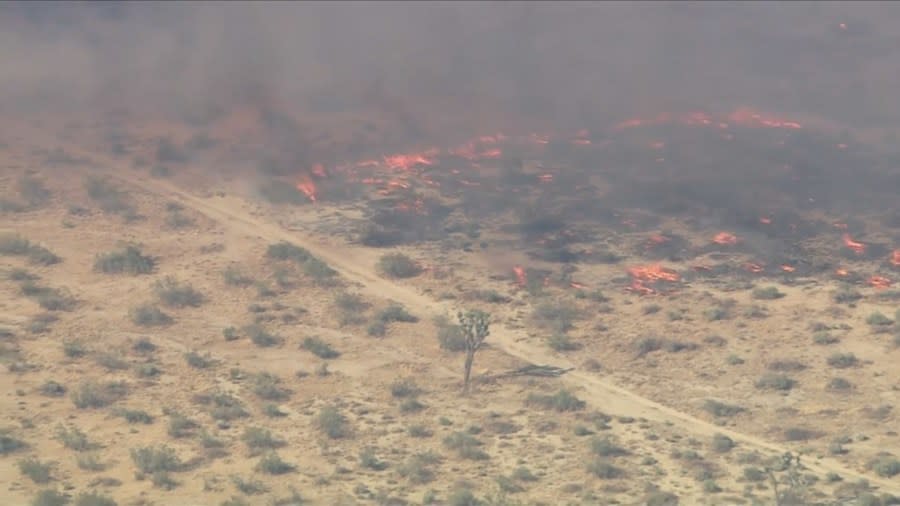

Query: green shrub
[167,413,199,438]
[398,451,441,484]
[266,242,312,263]
[377,304,418,323]
[703,399,744,417]
[84,175,131,214]
[130,445,182,474]
[39,381,67,397]
[833,285,862,304]
[752,286,785,300]
[231,475,268,495]
[154,277,204,308]
[243,324,282,347]
[242,427,284,451]
[828,377,853,391]
[443,432,488,460]
[711,434,735,453]
[70,381,128,409]
[116,409,154,424]
[869,456,900,478]
[827,352,859,368]
[435,318,466,351]
[359,447,389,471]
[0,234,61,265]
[184,351,215,369]
[18,176,51,207]
[316,405,349,439]
[755,373,796,391]
[391,378,422,399]
[0,431,26,455]
[587,458,624,479]
[526,389,585,412]
[130,304,172,326]
[251,373,290,401]
[256,452,295,475]
[300,337,340,359]
[367,321,387,337]
[95,246,155,275]
[813,331,839,345]
[377,253,423,278]
[63,340,87,359]
[591,437,628,457]
[74,491,117,506]
[208,393,249,421]
[222,265,253,286]
[56,426,92,451]
[19,456,53,483]
[531,300,580,332]
[547,333,581,351]
[31,489,70,506]
[866,312,893,326]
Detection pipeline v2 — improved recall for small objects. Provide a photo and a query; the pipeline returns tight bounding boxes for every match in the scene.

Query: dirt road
[102,166,900,495]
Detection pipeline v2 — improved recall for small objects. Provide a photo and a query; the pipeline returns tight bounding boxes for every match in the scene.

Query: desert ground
[1,107,900,506]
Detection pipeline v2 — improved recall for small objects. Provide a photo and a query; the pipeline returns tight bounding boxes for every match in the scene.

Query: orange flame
[868,275,892,289]
[743,262,765,274]
[759,216,772,225]
[713,232,739,246]
[295,177,317,203]
[781,265,796,273]
[891,249,900,266]
[512,266,527,287]
[383,151,436,171]
[842,234,866,255]
[727,107,802,129]
[570,281,587,289]
[627,264,680,295]
[835,268,850,277]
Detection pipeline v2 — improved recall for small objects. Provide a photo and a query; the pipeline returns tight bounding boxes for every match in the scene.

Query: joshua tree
[458,309,491,394]
[765,452,808,506]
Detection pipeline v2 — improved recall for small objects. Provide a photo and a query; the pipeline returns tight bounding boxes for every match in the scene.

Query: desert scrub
[390,378,423,399]
[377,304,419,323]
[434,315,466,351]
[206,393,249,421]
[359,447,389,471]
[591,437,628,457]
[167,413,199,438]
[17,175,52,207]
[866,311,894,327]
[265,241,338,285]
[154,277,204,308]
[531,299,580,332]
[755,373,796,391]
[869,456,900,478]
[398,451,441,484]
[31,489,69,506]
[0,234,61,265]
[547,333,582,351]
[70,381,128,409]
[74,491,118,506]
[256,452,296,475]
[242,324,282,347]
[444,432,488,460]
[94,245,155,275]
[84,175,132,214]
[242,427,285,452]
[56,426,93,451]
[333,292,369,325]
[300,336,340,359]
[130,304,172,326]
[377,252,422,279]
[827,352,859,368]
[587,459,624,479]
[18,456,54,483]
[184,350,215,369]
[251,373,291,401]
[0,430,27,455]
[115,408,154,424]
[526,389,586,412]
[317,405,350,439]
[703,399,745,417]
[222,265,253,286]
[130,445,182,474]
[833,285,862,304]
[752,286,785,300]
[711,434,735,453]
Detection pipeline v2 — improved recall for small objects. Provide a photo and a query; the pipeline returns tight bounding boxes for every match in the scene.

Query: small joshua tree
[458,310,490,394]
[765,452,808,506]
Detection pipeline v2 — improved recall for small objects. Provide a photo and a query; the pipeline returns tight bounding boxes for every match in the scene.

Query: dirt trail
[103,168,900,494]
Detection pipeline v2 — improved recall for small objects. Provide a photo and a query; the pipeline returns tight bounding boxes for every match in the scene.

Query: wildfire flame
[627,264,680,295]
[295,177,317,203]
[842,233,866,255]
[868,275,892,289]
[743,262,765,274]
[891,249,900,266]
[713,232,739,246]
[615,107,802,131]
[512,266,526,287]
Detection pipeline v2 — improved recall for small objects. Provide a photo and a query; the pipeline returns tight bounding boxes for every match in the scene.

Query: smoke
[3,2,900,140]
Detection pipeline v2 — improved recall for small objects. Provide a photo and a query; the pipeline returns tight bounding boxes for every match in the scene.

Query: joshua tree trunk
[463,350,475,394]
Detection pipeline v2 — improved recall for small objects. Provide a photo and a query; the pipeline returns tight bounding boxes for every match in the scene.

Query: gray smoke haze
[3,2,900,140]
